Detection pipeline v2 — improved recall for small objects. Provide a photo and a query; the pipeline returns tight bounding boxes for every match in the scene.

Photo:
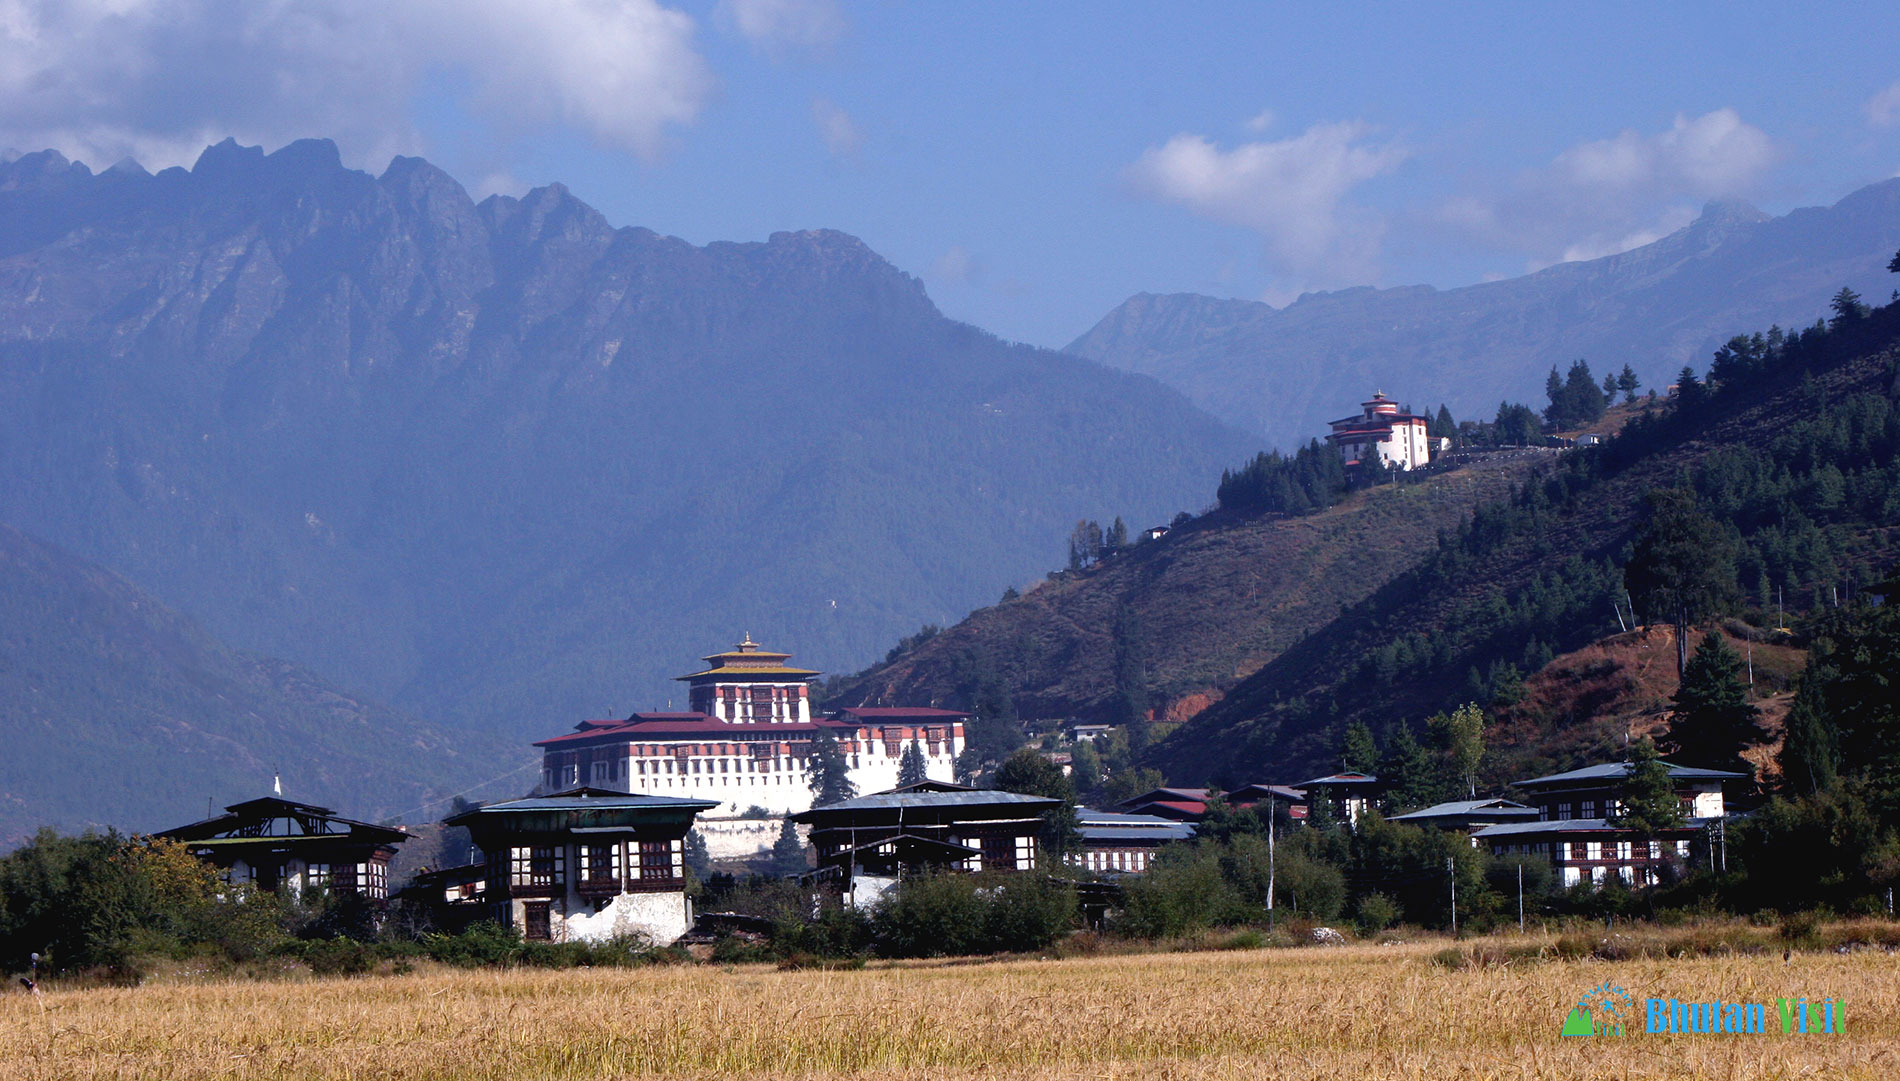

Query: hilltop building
[1325,392,1438,470]
[533,637,966,858]
[158,796,407,899]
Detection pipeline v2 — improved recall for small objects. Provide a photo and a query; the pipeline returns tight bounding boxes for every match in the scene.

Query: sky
[5,1,1900,348]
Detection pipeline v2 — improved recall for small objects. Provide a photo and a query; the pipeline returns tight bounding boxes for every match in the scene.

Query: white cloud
[1866,81,1900,128]
[716,0,845,56]
[1550,109,1775,197]
[1125,121,1406,293]
[1443,109,1779,269]
[811,96,860,157]
[0,0,714,170]
[1244,109,1274,133]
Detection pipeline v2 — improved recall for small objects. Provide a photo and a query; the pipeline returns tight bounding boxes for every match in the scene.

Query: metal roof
[1388,798,1537,821]
[1080,825,1197,843]
[1470,815,1720,839]
[1514,761,1748,788]
[454,790,719,816]
[804,789,1061,813]
[1294,771,1380,788]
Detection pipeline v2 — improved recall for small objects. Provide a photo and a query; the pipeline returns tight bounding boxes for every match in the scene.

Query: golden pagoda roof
[675,633,820,681]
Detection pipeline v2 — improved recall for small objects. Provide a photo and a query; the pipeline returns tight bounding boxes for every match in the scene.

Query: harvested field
[4,935,1895,1080]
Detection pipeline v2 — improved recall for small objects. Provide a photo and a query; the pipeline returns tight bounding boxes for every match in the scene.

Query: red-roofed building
[1326,392,1438,470]
[533,638,966,859]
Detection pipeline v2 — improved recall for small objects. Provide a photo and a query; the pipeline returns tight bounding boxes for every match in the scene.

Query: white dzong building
[1325,392,1435,470]
[534,637,966,859]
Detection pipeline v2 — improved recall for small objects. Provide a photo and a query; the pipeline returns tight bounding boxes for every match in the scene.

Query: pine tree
[993,748,1080,857]
[897,739,928,786]
[1665,633,1763,775]
[1432,404,1456,442]
[1379,727,1448,813]
[1070,739,1102,801]
[1339,720,1378,773]
[1613,737,1682,839]
[1625,488,1735,676]
[769,817,807,877]
[1617,364,1640,403]
[1778,676,1839,797]
[1105,516,1129,553]
[684,829,713,880]
[805,729,858,806]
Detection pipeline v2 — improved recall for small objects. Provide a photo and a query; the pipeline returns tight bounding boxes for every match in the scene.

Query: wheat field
[4,939,1896,1081]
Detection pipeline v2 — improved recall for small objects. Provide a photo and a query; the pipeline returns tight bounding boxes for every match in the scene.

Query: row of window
[1562,865,1662,887]
[1557,839,1692,862]
[1074,849,1153,873]
[507,841,683,888]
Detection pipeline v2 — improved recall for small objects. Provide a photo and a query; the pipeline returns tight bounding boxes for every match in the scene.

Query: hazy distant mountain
[0,139,1255,746]
[1068,182,1900,448]
[0,521,512,845]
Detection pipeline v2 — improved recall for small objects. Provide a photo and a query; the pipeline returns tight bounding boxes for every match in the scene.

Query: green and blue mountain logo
[1562,981,1635,1036]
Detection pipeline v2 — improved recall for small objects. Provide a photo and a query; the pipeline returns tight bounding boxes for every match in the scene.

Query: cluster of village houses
[159,635,1745,947]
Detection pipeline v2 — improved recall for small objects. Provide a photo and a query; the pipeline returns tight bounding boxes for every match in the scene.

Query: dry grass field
[4,936,1896,1081]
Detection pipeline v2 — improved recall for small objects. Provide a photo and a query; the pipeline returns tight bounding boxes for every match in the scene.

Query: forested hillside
[0,139,1255,744]
[0,523,517,845]
[1149,288,1900,785]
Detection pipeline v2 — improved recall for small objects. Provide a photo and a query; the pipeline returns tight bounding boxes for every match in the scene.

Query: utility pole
[1266,802,1277,934]
[1517,862,1525,933]
[1448,856,1458,938]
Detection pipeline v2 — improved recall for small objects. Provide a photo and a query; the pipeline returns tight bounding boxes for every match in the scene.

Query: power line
[386,757,541,824]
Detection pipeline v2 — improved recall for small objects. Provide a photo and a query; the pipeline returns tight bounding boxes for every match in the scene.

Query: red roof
[833,707,970,720]
[535,713,855,747]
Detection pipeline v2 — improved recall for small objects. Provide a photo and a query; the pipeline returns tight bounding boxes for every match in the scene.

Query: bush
[871,873,1076,958]
[423,921,522,967]
[1115,847,1248,938]
[1356,892,1401,935]
[302,937,374,977]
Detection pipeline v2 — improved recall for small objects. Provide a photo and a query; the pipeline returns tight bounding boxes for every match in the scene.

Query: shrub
[871,873,1076,958]
[302,937,374,977]
[1356,892,1401,935]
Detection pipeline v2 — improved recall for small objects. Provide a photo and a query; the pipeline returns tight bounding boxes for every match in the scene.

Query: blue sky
[6,1,1900,347]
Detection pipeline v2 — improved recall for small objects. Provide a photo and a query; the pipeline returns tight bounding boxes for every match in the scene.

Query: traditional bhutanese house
[1293,771,1384,826]
[1325,392,1435,470]
[446,788,717,945]
[1225,783,1310,823]
[1072,810,1195,874]
[158,796,407,898]
[791,787,1063,907]
[1470,761,1747,888]
[532,638,966,859]
[1386,797,1538,832]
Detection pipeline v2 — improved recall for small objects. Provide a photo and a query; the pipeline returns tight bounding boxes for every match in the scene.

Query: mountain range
[1068,182,1900,449]
[0,138,1256,779]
